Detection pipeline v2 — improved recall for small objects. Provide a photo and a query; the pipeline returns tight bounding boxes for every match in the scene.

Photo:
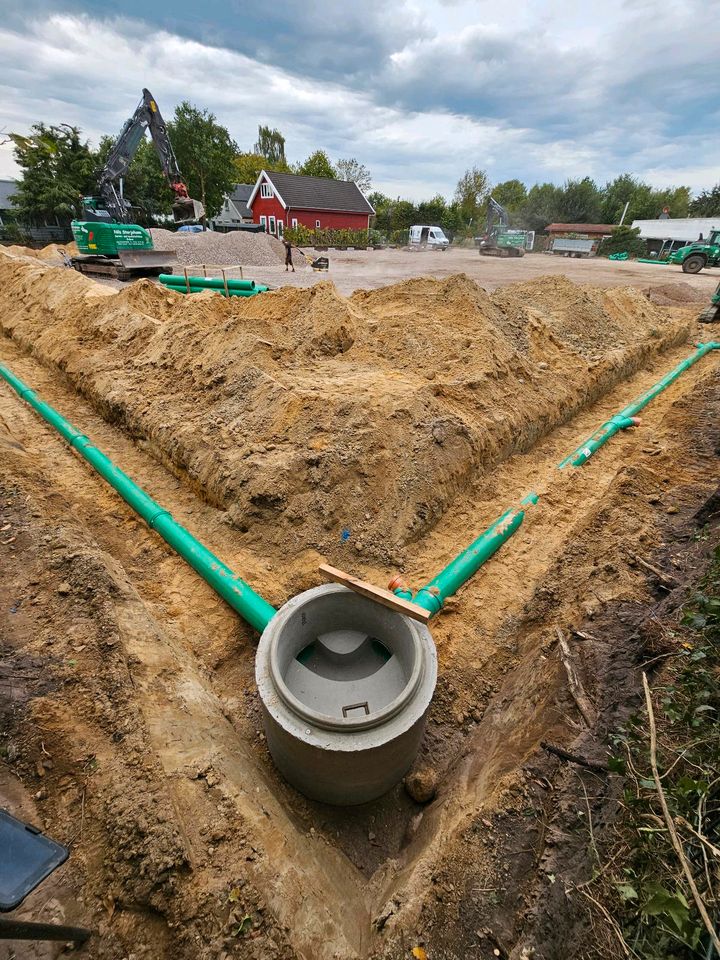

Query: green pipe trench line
[0,364,276,634]
[1,340,718,631]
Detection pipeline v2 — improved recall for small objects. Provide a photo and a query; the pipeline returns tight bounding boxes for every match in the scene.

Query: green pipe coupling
[560,342,720,469]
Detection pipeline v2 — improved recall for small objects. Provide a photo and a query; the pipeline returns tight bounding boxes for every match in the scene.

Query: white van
[409,225,450,250]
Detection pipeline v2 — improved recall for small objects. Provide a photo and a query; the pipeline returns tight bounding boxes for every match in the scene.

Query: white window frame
[315,219,321,228]
[259,215,267,231]
[291,218,298,228]
[260,182,273,199]
[277,220,283,238]
[269,215,276,235]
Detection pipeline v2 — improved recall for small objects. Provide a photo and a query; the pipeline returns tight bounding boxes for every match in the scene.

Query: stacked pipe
[159,274,269,297]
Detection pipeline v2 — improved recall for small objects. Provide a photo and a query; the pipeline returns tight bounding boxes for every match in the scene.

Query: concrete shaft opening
[256,584,437,805]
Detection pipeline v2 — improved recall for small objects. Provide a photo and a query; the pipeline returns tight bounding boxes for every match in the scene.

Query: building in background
[544,222,615,256]
[248,170,374,238]
[0,179,17,229]
[631,217,720,257]
[210,184,255,232]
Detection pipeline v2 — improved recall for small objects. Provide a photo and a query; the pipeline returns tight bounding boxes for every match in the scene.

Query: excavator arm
[92,89,203,224]
[485,197,509,238]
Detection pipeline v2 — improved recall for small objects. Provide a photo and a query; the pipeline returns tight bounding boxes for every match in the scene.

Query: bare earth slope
[0,254,692,568]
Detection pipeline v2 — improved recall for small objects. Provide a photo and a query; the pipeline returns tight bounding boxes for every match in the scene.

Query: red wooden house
[248,170,374,238]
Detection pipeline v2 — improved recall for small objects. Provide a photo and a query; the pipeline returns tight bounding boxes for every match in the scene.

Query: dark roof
[262,171,374,214]
[0,179,17,210]
[546,222,616,235]
[230,183,253,218]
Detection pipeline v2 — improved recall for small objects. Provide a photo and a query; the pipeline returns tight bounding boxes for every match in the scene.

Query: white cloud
[0,4,718,197]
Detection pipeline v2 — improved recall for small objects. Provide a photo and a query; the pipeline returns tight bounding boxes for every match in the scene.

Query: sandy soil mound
[0,260,693,565]
[150,228,303,267]
[0,240,78,262]
[644,281,709,306]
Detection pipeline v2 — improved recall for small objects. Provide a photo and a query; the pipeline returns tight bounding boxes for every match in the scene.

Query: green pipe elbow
[159,274,257,291]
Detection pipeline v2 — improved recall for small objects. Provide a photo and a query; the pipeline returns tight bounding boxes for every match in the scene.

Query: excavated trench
[1,249,719,959]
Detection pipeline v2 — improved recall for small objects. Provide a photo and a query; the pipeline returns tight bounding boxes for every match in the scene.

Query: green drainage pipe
[0,365,277,634]
[165,286,263,298]
[391,492,539,616]
[559,342,720,469]
[159,275,258,291]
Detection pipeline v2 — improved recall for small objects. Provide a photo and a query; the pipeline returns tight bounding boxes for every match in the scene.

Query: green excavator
[476,197,528,257]
[699,280,720,323]
[70,89,204,281]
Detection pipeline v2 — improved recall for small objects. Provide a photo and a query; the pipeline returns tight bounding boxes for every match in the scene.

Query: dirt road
[251,247,720,297]
[2,249,720,959]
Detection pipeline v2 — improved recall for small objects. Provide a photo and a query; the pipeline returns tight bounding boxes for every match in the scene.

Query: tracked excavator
[476,197,527,258]
[699,281,720,323]
[70,89,205,280]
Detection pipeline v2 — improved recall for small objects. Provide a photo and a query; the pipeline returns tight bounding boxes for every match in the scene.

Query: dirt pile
[150,227,303,267]
[0,260,693,565]
[0,240,78,262]
[644,280,709,306]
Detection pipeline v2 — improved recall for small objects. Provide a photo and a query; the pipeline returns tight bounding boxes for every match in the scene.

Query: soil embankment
[0,253,693,568]
[1,248,718,960]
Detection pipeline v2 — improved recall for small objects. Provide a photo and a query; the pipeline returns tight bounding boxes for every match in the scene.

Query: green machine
[668,227,720,274]
[699,280,720,323]
[476,197,528,258]
[70,89,204,281]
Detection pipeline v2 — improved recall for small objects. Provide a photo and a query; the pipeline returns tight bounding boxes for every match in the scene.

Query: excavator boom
[89,88,204,224]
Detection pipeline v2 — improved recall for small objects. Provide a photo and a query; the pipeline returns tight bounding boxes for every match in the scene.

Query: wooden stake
[318,563,431,623]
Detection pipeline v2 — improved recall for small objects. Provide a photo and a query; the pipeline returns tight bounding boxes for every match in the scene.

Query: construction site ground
[1,246,719,959]
[238,247,720,298]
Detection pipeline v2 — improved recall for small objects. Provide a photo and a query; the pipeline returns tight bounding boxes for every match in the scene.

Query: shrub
[597,225,646,258]
[285,227,370,247]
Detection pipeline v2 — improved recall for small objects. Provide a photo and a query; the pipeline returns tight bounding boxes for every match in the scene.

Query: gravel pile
[150,228,304,268]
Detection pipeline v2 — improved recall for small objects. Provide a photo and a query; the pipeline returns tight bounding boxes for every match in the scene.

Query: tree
[454,167,490,229]
[601,174,690,224]
[597,225,646,258]
[169,102,238,219]
[601,174,651,224]
[9,123,95,224]
[557,177,602,223]
[520,182,563,233]
[234,152,268,184]
[94,135,171,223]
[417,194,447,225]
[368,191,392,232]
[440,203,463,237]
[254,125,286,167]
[390,199,418,231]
[492,179,527,215]
[335,158,372,192]
[652,185,691,219]
[690,183,720,217]
[297,150,337,179]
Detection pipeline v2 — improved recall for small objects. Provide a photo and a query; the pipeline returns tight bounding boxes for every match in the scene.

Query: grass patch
[604,544,720,957]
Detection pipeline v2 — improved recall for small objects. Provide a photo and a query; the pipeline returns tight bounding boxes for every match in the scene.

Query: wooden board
[318,563,431,624]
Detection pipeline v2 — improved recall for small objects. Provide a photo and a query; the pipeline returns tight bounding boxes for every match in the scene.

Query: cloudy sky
[1,0,718,200]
